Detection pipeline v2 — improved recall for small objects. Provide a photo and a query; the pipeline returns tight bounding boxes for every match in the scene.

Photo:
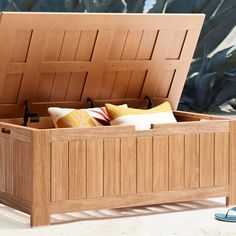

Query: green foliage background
[1,0,236,114]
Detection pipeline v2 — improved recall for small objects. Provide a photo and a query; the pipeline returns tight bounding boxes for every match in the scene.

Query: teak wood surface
[0,12,204,117]
[0,12,235,227]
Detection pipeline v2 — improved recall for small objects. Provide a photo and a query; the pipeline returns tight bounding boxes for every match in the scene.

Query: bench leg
[30,209,50,227]
[31,131,51,227]
[227,121,236,206]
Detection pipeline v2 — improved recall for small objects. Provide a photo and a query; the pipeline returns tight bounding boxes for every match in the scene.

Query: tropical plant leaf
[165,0,195,13]
[126,0,145,13]
[148,0,168,13]
[209,79,236,110]
[200,0,222,20]
[0,0,9,10]
[195,3,236,57]
[193,0,210,13]
[225,68,236,77]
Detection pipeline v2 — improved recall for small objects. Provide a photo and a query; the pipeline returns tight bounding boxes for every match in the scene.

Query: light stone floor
[0,197,235,236]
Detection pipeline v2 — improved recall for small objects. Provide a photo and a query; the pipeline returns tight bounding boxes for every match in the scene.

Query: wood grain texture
[66,30,97,101]
[120,138,137,195]
[227,120,236,205]
[153,136,169,192]
[0,13,204,30]
[200,133,214,188]
[17,29,49,103]
[137,137,152,194]
[169,135,184,190]
[104,138,120,197]
[126,30,157,99]
[0,191,31,214]
[69,140,87,199]
[11,140,31,201]
[214,132,229,186]
[168,30,203,109]
[0,74,22,104]
[10,29,32,62]
[50,121,229,142]
[185,134,200,188]
[0,29,15,97]
[5,138,14,195]
[51,186,228,214]
[152,120,229,135]
[81,30,113,100]
[111,30,143,99]
[13,141,21,198]
[86,139,104,198]
[0,13,205,118]
[35,30,65,102]
[167,30,187,59]
[0,13,232,227]
[174,111,228,121]
[49,30,81,101]
[141,30,174,98]
[31,130,51,227]
[96,29,127,100]
[18,141,31,201]
[0,137,6,192]
[51,142,69,201]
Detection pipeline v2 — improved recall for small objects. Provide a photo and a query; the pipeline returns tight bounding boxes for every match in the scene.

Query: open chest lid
[0,12,204,118]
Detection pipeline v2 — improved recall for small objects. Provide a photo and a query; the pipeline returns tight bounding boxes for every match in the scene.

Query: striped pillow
[48,105,128,128]
[105,102,177,130]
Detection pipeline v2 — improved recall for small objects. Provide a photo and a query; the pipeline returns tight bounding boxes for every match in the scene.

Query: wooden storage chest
[0,12,235,226]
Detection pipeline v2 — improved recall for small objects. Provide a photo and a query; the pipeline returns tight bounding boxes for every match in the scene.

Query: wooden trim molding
[0,192,31,214]
[50,186,229,214]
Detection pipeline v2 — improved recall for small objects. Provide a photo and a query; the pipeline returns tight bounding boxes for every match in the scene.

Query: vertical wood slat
[168,30,202,109]
[153,136,169,192]
[111,30,143,99]
[35,30,65,102]
[0,29,15,98]
[81,30,114,100]
[120,138,137,195]
[10,29,32,62]
[1,74,23,104]
[13,140,21,198]
[137,137,152,194]
[215,132,229,186]
[167,30,187,59]
[104,138,120,197]
[126,30,157,98]
[141,30,174,98]
[9,140,31,200]
[155,69,175,98]
[19,141,31,201]
[5,139,13,195]
[86,139,103,198]
[49,30,81,101]
[18,29,50,103]
[200,133,214,187]
[0,137,6,192]
[98,30,128,100]
[185,134,200,188]
[51,142,69,201]
[1,30,31,103]
[69,140,87,200]
[66,30,97,101]
[169,135,184,190]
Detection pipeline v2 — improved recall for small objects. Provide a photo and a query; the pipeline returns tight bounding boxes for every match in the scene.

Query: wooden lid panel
[0,12,204,118]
